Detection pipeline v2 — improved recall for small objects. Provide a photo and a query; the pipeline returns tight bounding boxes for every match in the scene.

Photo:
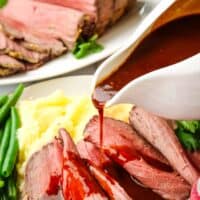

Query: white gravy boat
[92,0,200,120]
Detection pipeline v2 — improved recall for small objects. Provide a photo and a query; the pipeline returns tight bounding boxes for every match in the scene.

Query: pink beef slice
[35,0,129,33]
[77,140,111,167]
[129,107,199,185]
[24,140,64,199]
[188,151,200,172]
[0,30,47,64]
[0,14,67,56]
[59,128,108,200]
[0,55,25,70]
[77,140,133,200]
[111,0,129,23]
[84,116,191,200]
[0,55,25,76]
[84,116,169,166]
[1,0,95,49]
[190,178,200,200]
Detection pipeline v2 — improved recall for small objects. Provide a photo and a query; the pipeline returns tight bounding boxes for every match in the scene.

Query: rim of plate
[0,50,110,86]
[21,75,93,100]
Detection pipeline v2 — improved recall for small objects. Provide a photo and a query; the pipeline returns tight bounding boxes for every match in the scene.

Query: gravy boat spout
[107,53,200,120]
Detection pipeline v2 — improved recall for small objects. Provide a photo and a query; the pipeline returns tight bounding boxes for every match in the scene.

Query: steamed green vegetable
[0,84,24,124]
[7,176,17,200]
[73,34,103,59]
[0,119,11,171]
[0,193,7,200]
[1,107,20,178]
[177,120,200,134]
[176,120,200,151]
[0,0,7,8]
[0,179,4,188]
[0,85,22,198]
[0,96,8,107]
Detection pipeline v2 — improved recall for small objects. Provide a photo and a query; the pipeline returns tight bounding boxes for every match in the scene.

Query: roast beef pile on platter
[0,0,129,76]
[23,107,200,200]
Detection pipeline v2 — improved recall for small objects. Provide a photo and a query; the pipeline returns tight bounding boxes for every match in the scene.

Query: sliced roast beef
[35,0,129,33]
[0,67,15,76]
[111,0,129,23]
[77,140,111,167]
[129,107,199,185]
[89,164,132,200]
[77,141,132,199]
[190,178,200,200]
[0,55,25,70]
[24,139,63,199]
[107,148,190,200]
[188,151,200,172]
[84,116,190,199]
[0,15,67,56]
[0,55,25,76]
[59,129,108,200]
[35,0,98,16]
[0,31,47,64]
[84,116,169,166]
[77,140,163,200]
[2,0,95,49]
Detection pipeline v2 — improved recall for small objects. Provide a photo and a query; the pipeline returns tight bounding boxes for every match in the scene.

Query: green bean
[1,108,19,178]
[0,84,24,124]
[0,193,7,200]
[0,119,11,171]
[0,96,8,107]
[0,128,3,147]
[7,177,17,200]
[0,179,4,188]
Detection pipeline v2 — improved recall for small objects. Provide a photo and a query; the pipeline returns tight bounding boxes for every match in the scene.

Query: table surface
[0,62,99,94]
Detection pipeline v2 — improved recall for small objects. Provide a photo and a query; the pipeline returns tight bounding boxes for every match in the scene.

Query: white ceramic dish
[0,0,160,85]
[21,75,93,100]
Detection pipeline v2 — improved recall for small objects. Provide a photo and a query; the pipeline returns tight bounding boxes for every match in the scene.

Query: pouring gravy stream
[92,15,200,199]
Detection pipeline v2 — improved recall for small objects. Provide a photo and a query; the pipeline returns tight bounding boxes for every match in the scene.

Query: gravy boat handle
[106,53,200,120]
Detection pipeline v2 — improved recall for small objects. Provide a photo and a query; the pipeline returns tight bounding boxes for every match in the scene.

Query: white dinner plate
[0,0,160,85]
[21,75,93,100]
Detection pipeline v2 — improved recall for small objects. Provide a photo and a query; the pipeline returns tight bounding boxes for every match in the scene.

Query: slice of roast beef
[77,140,163,200]
[129,107,199,185]
[190,178,200,200]
[59,128,108,200]
[106,147,191,200]
[77,141,132,200]
[89,164,132,200]
[35,0,98,16]
[0,67,15,76]
[24,139,64,199]
[0,55,25,76]
[84,116,169,166]
[0,31,47,64]
[0,15,67,56]
[0,55,25,70]
[111,0,129,23]
[35,0,112,33]
[35,0,129,33]
[188,151,200,172]
[84,116,190,199]
[2,0,95,49]
[77,140,111,168]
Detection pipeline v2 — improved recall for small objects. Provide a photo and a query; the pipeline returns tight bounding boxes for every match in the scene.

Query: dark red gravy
[92,15,200,199]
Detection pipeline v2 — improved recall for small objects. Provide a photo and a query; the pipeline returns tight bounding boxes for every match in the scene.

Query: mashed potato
[17,90,132,188]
